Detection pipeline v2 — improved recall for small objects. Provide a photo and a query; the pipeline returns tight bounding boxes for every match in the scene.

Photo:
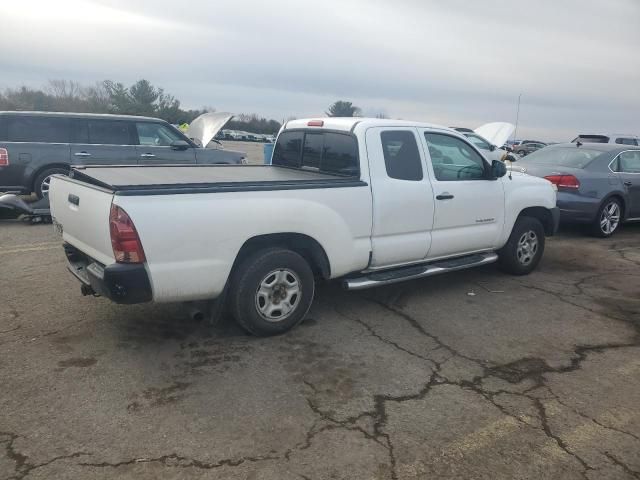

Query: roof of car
[0,111,165,122]
[284,117,455,134]
[550,143,640,152]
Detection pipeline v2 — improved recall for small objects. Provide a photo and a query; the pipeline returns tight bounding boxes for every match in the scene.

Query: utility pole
[513,93,522,142]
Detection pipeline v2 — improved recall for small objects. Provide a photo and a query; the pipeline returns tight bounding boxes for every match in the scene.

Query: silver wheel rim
[41,175,53,196]
[517,230,538,266]
[600,202,620,235]
[255,269,301,322]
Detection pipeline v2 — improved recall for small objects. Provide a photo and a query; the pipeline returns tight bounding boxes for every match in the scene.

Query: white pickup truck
[50,118,559,336]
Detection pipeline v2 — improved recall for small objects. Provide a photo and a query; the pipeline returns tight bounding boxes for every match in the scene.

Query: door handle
[74,152,91,157]
[436,193,455,200]
[624,181,633,186]
[140,153,156,158]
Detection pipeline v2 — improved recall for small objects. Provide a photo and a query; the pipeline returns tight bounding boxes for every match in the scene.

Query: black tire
[229,248,315,336]
[590,198,622,238]
[34,167,68,199]
[498,216,545,275]
[517,150,527,156]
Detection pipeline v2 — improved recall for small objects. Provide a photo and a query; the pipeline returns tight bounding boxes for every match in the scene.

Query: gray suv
[0,111,246,197]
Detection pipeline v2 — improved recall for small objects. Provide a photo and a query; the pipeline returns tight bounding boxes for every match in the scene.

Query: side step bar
[343,252,499,290]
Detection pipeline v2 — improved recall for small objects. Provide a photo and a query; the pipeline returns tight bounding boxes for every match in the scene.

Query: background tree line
[0,78,377,134]
[0,79,285,133]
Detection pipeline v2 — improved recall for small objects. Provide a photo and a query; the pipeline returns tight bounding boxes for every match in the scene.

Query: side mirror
[489,144,496,152]
[504,153,518,163]
[491,160,507,178]
[171,140,190,151]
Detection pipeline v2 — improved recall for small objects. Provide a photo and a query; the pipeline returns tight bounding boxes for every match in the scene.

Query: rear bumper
[557,192,600,224]
[65,243,152,304]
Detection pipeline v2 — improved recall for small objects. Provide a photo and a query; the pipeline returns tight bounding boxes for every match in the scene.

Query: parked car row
[218,130,276,143]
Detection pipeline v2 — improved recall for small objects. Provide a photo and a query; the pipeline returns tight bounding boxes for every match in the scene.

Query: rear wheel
[34,167,68,199]
[517,150,527,156]
[591,198,621,238]
[229,248,315,336]
[498,216,545,275]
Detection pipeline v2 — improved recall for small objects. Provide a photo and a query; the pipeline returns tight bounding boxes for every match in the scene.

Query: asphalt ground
[1,220,639,480]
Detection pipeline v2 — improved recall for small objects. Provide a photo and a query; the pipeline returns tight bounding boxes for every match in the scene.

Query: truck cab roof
[284,117,456,134]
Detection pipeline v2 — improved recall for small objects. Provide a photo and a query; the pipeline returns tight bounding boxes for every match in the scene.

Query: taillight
[0,148,8,166]
[307,120,324,127]
[109,204,146,263]
[544,174,580,190]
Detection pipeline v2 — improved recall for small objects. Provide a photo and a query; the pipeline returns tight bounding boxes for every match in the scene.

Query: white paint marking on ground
[0,245,60,255]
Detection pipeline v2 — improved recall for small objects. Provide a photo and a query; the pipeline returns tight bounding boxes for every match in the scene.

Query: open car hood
[186,112,233,148]
[474,122,515,147]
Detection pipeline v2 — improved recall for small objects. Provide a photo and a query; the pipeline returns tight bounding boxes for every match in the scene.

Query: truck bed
[69,165,365,196]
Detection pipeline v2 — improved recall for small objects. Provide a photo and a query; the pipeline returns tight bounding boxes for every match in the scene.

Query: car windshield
[519,147,603,168]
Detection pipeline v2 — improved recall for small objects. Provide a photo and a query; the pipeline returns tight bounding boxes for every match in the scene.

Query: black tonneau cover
[70,165,366,196]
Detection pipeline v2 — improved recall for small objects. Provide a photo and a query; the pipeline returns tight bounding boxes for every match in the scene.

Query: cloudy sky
[1,0,638,141]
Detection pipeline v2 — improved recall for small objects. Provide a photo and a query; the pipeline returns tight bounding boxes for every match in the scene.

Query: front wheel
[498,216,545,275]
[229,248,315,336]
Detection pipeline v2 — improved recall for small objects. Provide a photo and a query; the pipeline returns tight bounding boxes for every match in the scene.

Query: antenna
[513,93,522,144]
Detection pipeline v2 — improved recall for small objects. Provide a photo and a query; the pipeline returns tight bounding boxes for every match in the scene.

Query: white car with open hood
[49,118,559,336]
[456,122,515,162]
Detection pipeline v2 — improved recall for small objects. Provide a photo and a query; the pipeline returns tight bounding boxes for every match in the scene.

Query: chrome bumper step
[343,252,499,290]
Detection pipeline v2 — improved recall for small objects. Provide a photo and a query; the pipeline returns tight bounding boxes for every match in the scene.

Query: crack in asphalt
[603,451,640,479]
[79,452,281,471]
[0,431,88,480]
[544,384,640,443]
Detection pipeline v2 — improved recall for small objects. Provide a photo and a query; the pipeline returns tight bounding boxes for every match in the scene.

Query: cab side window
[380,131,423,181]
[424,133,487,181]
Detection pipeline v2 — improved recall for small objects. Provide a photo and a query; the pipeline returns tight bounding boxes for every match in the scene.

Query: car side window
[6,117,70,143]
[136,122,182,146]
[87,120,131,145]
[424,133,487,181]
[615,138,637,146]
[380,131,423,181]
[618,151,640,173]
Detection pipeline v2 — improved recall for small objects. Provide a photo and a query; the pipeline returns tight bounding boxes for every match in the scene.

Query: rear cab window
[273,130,359,176]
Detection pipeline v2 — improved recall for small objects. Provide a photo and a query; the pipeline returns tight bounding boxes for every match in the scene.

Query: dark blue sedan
[514,143,640,237]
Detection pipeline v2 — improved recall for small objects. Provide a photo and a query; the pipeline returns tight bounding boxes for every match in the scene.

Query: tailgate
[49,175,115,266]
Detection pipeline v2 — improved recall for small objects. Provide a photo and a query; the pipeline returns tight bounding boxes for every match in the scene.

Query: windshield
[519,147,603,168]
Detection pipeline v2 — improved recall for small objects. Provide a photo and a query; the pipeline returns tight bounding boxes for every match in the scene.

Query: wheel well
[518,207,555,236]
[600,194,625,220]
[31,164,70,191]
[233,233,331,279]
